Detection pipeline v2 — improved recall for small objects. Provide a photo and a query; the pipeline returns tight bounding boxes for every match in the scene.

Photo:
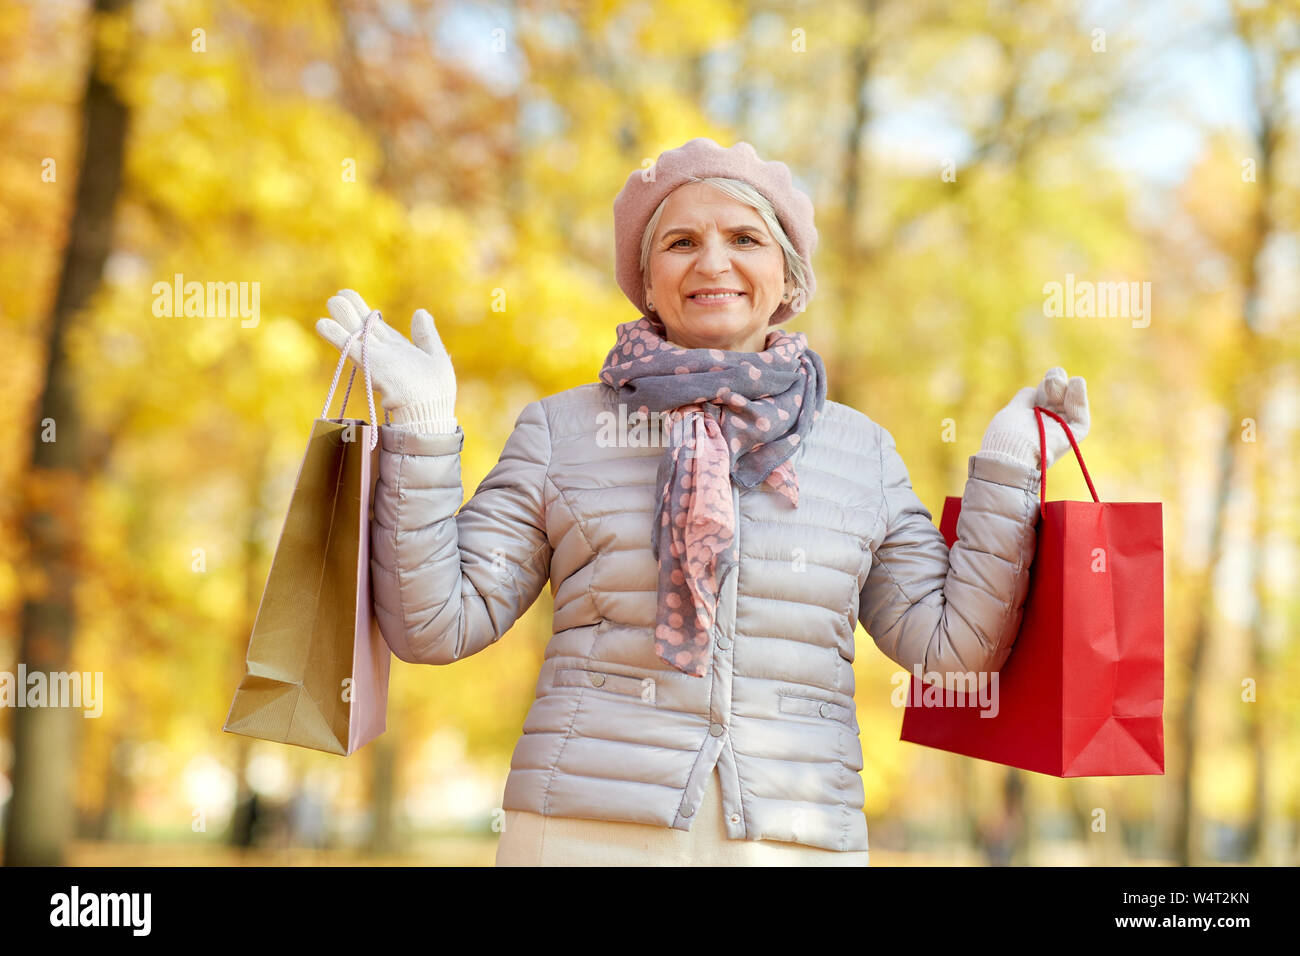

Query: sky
[426,0,1268,189]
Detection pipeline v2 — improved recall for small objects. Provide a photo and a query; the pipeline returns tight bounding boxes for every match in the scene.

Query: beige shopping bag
[224,313,392,755]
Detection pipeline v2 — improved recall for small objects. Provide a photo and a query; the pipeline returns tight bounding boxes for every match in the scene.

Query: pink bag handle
[1034,405,1099,504]
[321,309,390,452]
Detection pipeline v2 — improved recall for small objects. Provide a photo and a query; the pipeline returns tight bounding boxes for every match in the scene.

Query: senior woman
[315,137,1090,866]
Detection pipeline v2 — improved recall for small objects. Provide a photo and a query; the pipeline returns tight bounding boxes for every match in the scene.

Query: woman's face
[643,182,792,353]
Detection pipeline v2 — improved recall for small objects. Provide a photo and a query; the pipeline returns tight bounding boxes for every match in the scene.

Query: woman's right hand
[315,289,458,432]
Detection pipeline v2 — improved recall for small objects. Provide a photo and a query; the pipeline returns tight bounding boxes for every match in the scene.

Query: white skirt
[495,765,869,866]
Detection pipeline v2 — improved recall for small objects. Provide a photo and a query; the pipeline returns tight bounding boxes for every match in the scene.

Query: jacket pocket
[554,667,657,705]
[778,692,857,731]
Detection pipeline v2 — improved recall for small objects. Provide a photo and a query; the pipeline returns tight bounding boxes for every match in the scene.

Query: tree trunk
[1242,392,1268,863]
[1236,35,1281,867]
[824,0,876,404]
[1172,412,1239,866]
[225,419,273,846]
[367,733,398,856]
[4,0,131,868]
[1171,4,1286,865]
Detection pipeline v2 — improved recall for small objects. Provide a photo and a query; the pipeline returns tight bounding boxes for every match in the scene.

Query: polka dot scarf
[597,315,827,677]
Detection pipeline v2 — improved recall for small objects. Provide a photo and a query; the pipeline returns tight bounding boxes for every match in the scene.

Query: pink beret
[613,137,818,326]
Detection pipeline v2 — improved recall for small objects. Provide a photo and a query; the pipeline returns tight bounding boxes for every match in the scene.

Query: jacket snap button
[818,702,831,718]
[681,806,694,817]
[730,813,740,824]
[709,723,725,737]
[716,637,730,650]
[590,673,605,687]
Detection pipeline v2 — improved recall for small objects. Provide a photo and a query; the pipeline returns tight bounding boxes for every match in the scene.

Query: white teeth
[692,292,741,300]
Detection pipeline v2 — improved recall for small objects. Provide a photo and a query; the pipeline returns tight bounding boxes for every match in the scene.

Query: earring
[781,292,790,301]
[646,300,654,311]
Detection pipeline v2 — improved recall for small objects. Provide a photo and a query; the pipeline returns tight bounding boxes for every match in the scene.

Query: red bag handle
[1034,405,1099,503]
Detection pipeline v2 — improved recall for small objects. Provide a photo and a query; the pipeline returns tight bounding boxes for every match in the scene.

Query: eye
[670,235,758,248]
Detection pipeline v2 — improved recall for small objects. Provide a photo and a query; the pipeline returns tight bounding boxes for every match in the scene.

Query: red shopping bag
[899,406,1164,776]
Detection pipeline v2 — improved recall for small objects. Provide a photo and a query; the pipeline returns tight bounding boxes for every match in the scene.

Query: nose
[694,235,731,276]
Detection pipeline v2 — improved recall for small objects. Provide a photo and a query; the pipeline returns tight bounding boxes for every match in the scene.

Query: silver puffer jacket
[370,382,1042,852]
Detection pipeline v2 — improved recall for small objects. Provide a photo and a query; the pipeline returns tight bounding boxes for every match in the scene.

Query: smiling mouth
[688,292,745,301]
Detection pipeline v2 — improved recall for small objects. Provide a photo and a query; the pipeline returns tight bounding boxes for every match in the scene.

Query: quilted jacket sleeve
[369,400,553,665]
[859,424,1042,682]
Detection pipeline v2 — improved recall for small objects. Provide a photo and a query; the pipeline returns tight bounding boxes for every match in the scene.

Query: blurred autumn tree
[5,0,132,867]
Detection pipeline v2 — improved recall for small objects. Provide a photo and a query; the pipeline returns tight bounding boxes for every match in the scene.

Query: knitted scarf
[597,315,828,677]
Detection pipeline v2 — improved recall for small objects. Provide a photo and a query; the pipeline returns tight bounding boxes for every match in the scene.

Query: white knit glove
[979,367,1089,472]
[314,289,458,435]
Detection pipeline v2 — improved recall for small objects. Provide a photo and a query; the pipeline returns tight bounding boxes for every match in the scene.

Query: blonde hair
[639,177,808,311]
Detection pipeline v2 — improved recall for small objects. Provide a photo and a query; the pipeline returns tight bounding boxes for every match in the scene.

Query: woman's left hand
[979,367,1090,471]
